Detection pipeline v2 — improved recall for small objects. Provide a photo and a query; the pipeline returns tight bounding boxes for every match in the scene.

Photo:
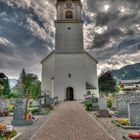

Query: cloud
[0,37,15,47]
[26,17,48,41]
[0,0,140,79]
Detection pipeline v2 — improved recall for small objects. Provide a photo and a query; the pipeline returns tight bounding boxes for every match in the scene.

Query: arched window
[65,11,73,19]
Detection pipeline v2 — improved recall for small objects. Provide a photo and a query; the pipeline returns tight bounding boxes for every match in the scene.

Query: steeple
[56,0,82,21]
[55,0,84,54]
[57,0,81,2]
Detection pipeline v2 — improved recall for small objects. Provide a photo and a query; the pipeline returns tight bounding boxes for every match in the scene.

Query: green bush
[84,101,93,111]
[10,129,17,138]
[107,99,112,108]
[7,92,18,98]
[31,108,40,115]
[40,108,50,115]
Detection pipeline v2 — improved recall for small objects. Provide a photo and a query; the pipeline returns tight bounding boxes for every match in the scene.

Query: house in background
[121,79,140,93]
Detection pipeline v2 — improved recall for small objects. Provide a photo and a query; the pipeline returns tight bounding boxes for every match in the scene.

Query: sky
[0,0,140,80]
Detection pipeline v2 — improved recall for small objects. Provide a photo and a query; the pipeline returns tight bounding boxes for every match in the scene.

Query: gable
[41,50,55,64]
[84,51,98,64]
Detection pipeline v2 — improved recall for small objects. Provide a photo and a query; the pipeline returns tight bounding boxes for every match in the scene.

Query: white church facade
[41,0,99,101]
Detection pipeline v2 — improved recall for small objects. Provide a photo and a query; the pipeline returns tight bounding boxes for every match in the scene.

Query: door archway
[66,87,74,100]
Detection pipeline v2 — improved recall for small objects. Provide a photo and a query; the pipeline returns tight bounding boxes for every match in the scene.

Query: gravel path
[31,101,114,140]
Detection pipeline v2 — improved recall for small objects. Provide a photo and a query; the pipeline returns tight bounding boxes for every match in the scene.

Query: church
[41,0,99,101]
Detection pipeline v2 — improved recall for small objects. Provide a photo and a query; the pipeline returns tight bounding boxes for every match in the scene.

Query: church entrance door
[66,87,74,100]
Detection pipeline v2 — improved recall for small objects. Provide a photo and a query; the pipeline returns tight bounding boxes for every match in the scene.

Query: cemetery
[83,90,140,140]
[0,94,58,139]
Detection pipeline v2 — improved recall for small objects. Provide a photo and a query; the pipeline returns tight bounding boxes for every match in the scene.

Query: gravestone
[116,98,128,118]
[92,97,99,111]
[96,98,110,117]
[46,95,54,105]
[32,100,39,107]
[9,98,16,104]
[3,100,9,109]
[99,98,107,110]
[53,97,59,105]
[12,99,24,121]
[11,98,35,126]
[112,100,116,108]
[128,102,140,126]
[0,99,4,110]
[131,96,140,102]
[111,100,117,111]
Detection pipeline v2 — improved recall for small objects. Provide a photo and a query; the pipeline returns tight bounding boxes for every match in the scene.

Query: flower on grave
[117,118,129,125]
[0,123,6,129]
[128,132,140,138]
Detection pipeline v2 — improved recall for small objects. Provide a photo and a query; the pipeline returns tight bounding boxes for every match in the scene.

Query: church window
[65,11,73,19]
[67,27,71,30]
[68,73,71,78]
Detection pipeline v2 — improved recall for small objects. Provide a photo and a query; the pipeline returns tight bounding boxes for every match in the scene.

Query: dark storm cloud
[0,0,140,77]
[0,0,55,78]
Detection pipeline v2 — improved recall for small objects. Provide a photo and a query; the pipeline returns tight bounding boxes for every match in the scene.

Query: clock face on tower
[66,2,72,8]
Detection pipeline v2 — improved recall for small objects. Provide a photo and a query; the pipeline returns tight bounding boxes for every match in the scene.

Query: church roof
[57,0,81,2]
[86,82,96,90]
[41,50,98,64]
[41,50,55,64]
[85,51,98,64]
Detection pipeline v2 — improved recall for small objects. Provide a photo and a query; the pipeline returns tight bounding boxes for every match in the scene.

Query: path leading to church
[31,102,115,140]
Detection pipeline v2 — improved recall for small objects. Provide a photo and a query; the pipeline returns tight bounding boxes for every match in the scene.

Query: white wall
[54,54,86,100]
[41,53,55,96]
[55,22,84,53]
[41,53,99,100]
[84,54,99,98]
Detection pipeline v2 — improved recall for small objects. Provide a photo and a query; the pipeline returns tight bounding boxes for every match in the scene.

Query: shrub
[40,108,50,115]
[84,101,93,111]
[7,92,18,98]
[31,108,40,115]
[107,99,112,108]
[10,129,17,138]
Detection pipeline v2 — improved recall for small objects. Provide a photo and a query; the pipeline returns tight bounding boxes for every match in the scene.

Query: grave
[128,102,140,126]
[53,97,59,105]
[131,96,140,102]
[116,98,128,118]
[92,96,99,111]
[99,98,107,110]
[32,100,39,107]
[11,98,36,126]
[111,100,117,111]
[9,98,16,104]
[3,100,9,109]
[85,95,92,102]
[0,99,4,110]
[96,98,110,117]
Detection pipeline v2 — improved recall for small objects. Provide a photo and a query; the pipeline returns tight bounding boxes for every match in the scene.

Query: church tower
[55,0,84,53]
[41,0,99,101]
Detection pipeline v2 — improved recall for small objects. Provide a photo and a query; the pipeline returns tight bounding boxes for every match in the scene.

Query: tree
[0,73,10,97]
[17,68,26,96]
[17,70,41,119]
[98,70,121,96]
[24,73,41,98]
[17,69,41,98]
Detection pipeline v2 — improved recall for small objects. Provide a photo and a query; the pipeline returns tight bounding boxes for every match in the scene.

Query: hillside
[112,63,140,80]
